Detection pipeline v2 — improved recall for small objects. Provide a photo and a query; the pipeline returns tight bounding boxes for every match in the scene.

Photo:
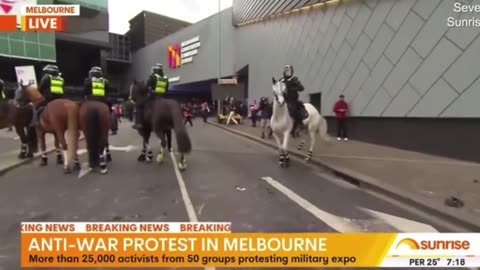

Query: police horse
[132,82,191,171]
[270,78,330,167]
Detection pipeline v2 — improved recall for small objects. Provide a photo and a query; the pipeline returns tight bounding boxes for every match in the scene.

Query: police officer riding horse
[132,63,169,130]
[279,65,308,135]
[83,66,112,109]
[31,64,65,126]
[79,66,112,172]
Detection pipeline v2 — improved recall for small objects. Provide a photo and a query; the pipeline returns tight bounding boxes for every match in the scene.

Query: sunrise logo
[396,238,420,250]
[167,43,181,69]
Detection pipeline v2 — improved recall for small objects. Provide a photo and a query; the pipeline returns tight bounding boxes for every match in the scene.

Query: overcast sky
[108,0,233,35]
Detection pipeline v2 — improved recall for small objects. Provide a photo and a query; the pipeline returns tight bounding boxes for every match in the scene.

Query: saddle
[287,101,309,122]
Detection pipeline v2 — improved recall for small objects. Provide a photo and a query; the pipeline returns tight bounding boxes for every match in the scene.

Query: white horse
[270,78,330,166]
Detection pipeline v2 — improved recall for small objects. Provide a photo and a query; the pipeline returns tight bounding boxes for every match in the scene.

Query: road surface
[0,120,467,270]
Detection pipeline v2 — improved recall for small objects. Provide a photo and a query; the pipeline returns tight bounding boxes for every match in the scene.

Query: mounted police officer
[31,64,65,126]
[0,79,6,101]
[132,63,169,130]
[280,64,306,134]
[83,66,110,108]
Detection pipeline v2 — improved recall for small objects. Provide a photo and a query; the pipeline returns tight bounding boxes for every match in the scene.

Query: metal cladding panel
[232,0,322,25]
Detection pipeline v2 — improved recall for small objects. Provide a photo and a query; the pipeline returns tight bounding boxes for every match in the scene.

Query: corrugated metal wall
[232,0,324,25]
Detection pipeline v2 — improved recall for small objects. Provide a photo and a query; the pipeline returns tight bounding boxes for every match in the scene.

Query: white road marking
[261,176,362,232]
[262,176,440,233]
[169,152,214,270]
[108,145,136,152]
[358,207,438,232]
[198,203,205,216]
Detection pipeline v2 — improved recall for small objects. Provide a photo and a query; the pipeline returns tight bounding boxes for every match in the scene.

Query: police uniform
[133,63,169,129]
[83,66,110,108]
[280,65,306,131]
[32,65,65,126]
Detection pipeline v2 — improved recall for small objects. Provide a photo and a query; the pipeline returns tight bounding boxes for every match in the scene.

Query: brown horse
[79,100,111,174]
[14,84,80,174]
[0,99,37,159]
[132,82,191,170]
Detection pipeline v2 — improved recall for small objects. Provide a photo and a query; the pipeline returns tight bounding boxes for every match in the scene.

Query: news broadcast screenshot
[0,0,479,269]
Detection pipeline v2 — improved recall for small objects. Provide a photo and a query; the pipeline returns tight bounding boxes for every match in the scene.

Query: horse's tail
[66,103,79,165]
[317,116,331,143]
[85,107,100,166]
[168,101,192,153]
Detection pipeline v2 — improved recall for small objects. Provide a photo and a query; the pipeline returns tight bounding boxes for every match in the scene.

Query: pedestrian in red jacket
[333,94,348,141]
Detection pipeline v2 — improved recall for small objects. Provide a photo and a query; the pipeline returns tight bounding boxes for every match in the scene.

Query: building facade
[128,11,191,52]
[128,0,480,162]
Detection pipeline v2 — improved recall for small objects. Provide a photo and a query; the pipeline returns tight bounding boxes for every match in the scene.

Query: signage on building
[167,36,201,69]
[168,76,180,83]
[218,78,237,85]
[0,0,79,31]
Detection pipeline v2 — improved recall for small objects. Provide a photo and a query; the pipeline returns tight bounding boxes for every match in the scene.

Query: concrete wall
[235,0,480,118]
[128,8,235,85]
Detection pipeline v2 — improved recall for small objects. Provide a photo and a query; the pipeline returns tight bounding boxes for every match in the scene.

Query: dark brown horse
[14,84,80,173]
[0,99,37,159]
[79,100,111,174]
[132,82,191,170]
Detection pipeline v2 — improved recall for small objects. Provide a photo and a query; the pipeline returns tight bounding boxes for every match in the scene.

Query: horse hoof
[26,153,34,159]
[56,158,63,165]
[18,153,26,159]
[106,154,112,162]
[146,158,152,163]
[137,155,146,162]
[100,168,108,174]
[40,160,47,167]
[64,167,72,174]
[74,163,81,171]
[178,163,187,171]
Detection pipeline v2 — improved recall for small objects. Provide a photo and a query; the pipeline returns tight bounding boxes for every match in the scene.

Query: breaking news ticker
[20,222,480,268]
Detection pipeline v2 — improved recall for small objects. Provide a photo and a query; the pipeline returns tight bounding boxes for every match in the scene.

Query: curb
[0,136,85,176]
[208,121,480,231]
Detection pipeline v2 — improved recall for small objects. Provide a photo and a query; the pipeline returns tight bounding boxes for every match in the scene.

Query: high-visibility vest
[49,75,64,94]
[154,74,168,94]
[92,77,106,96]
[1,89,5,99]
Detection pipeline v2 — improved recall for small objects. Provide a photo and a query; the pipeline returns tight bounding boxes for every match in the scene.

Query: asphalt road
[0,119,468,270]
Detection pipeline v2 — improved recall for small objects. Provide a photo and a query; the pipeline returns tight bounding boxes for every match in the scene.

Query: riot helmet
[43,64,60,76]
[152,63,163,76]
[283,65,294,78]
[89,66,102,78]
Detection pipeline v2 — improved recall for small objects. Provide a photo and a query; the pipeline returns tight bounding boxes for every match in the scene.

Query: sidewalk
[0,130,58,175]
[209,122,480,230]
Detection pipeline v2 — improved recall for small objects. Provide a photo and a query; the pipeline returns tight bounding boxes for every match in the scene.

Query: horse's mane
[25,85,44,104]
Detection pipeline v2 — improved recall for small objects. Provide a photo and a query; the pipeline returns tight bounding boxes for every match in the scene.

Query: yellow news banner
[21,233,397,267]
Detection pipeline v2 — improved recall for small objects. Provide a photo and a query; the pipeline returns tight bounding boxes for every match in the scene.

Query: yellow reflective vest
[154,74,168,94]
[92,77,106,96]
[49,75,64,94]
[1,88,5,99]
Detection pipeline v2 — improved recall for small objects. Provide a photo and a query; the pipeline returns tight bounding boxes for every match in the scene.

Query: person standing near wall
[249,99,258,127]
[333,94,349,141]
